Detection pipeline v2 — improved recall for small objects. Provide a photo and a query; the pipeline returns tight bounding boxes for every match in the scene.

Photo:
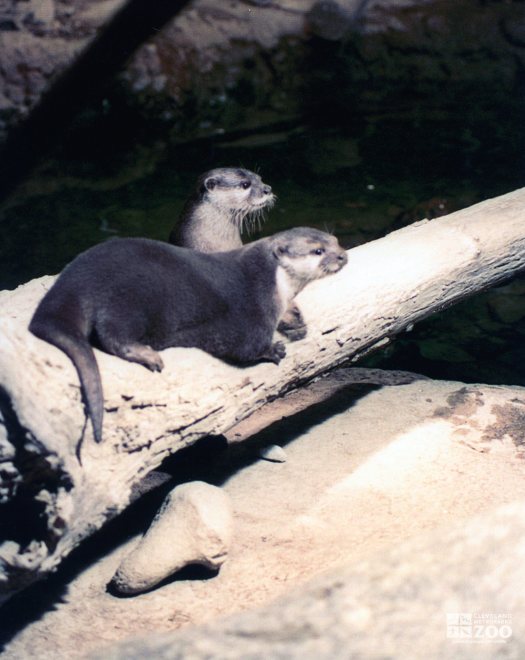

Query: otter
[170,167,309,341]
[29,228,347,444]
[169,167,275,252]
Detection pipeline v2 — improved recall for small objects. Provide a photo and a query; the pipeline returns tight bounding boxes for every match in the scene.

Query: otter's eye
[312,247,325,256]
[240,180,251,190]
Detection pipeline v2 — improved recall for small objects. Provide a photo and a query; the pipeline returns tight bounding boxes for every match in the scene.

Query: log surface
[1,186,525,602]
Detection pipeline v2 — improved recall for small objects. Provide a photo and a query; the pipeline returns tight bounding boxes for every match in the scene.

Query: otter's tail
[29,316,104,444]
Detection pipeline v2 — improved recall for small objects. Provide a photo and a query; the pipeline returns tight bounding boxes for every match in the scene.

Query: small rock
[111,481,233,595]
[258,444,287,463]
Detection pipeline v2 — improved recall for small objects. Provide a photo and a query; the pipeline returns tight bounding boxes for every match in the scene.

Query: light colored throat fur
[194,203,243,245]
[275,265,299,318]
[208,197,250,222]
[208,196,266,231]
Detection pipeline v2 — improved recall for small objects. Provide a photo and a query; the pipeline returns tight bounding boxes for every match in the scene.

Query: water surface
[2,106,524,384]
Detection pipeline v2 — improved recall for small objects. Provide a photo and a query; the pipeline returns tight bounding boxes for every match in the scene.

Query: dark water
[2,104,525,385]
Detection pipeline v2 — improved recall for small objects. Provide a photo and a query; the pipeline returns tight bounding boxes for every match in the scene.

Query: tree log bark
[2,186,525,603]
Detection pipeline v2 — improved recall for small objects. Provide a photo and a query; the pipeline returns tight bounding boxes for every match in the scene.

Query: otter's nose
[338,251,348,265]
[263,185,272,195]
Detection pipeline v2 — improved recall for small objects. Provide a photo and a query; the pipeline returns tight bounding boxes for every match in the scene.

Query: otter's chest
[274,266,296,318]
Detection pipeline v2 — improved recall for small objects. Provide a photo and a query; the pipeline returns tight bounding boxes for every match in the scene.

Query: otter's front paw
[264,341,287,365]
[278,322,307,341]
[278,305,307,342]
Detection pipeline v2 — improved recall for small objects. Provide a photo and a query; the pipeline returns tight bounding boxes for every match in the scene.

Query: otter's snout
[323,248,348,273]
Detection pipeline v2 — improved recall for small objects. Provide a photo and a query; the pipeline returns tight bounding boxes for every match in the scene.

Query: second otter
[171,167,312,341]
[30,228,347,444]
[169,167,275,252]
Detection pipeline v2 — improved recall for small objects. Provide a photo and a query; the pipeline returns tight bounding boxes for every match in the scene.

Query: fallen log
[1,186,525,603]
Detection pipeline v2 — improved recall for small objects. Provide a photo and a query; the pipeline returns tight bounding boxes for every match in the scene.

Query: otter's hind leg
[97,324,164,372]
[115,342,164,372]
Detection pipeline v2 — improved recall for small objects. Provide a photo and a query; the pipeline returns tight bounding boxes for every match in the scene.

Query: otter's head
[270,227,348,293]
[199,168,276,233]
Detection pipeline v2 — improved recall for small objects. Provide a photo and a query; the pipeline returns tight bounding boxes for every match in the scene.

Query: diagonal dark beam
[0,0,194,203]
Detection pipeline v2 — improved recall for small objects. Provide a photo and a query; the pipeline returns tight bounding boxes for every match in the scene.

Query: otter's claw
[265,341,286,365]
[121,344,164,372]
[142,348,164,372]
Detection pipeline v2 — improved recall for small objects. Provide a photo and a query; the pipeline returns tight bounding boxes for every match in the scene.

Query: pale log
[1,186,525,602]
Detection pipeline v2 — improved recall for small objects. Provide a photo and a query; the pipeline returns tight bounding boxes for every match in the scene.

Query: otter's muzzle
[323,249,348,273]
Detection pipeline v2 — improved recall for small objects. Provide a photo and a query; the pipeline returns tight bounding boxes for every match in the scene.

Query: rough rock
[257,444,287,463]
[2,0,525,142]
[0,0,125,136]
[111,481,233,595]
[2,376,525,658]
[88,0,525,134]
[93,500,525,659]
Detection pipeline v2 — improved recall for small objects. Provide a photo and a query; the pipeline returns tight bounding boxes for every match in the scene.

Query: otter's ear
[204,177,217,191]
[273,244,289,258]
